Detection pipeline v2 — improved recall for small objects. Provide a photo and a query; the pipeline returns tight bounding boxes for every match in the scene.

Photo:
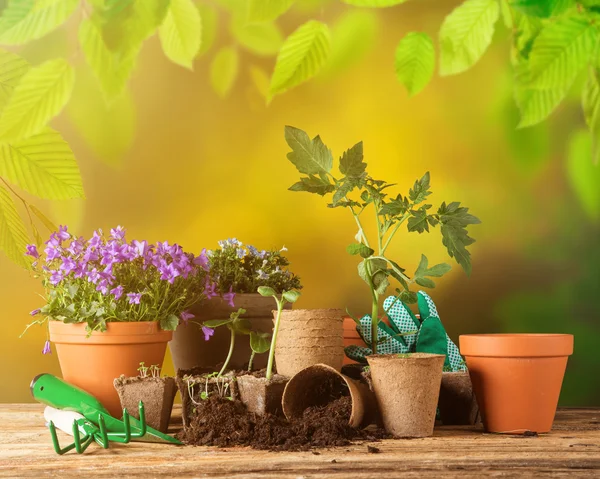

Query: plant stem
[381,212,410,254]
[350,207,370,248]
[265,297,283,381]
[371,293,379,355]
[218,328,235,377]
[248,351,255,372]
[374,199,383,254]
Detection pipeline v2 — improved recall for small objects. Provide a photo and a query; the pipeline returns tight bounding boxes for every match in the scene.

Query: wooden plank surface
[1,404,599,478]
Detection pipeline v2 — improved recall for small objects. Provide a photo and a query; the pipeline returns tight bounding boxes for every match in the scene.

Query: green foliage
[511,0,573,18]
[567,130,600,219]
[0,49,29,110]
[582,68,600,164]
[158,0,202,70]
[160,314,180,331]
[210,46,239,98]
[197,4,218,56]
[395,32,435,96]
[413,254,451,289]
[285,125,333,176]
[437,201,481,275]
[246,0,295,23]
[341,0,408,6]
[231,18,283,56]
[0,184,30,268]
[250,331,271,354]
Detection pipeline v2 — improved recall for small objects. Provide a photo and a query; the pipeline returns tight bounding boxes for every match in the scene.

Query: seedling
[248,331,271,372]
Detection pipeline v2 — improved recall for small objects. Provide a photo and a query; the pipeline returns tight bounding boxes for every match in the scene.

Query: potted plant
[282,126,480,436]
[169,239,302,372]
[114,363,177,433]
[23,226,208,417]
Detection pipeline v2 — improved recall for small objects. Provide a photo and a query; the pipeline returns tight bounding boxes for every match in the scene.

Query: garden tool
[31,373,181,454]
[345,291,466,371]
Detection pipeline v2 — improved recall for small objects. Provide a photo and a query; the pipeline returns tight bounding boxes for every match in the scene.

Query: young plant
[203,308,251,377]
[248,331,271,372]
[283,126,480,354]
[258,286,301,380]
[137,362,149,379]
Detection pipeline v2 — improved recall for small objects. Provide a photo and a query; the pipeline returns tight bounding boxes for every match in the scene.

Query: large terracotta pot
[459,333,574,434]
[275,309,344,377]
[169,294,289,372]
[49,321,172,417]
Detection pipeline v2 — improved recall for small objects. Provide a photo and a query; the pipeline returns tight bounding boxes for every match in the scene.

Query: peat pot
[170,294,290,371]
[367,353,445,438]
[237,374,289,416]
[49,321,172,417]
[275,309,344,377]
[460,333,574,434]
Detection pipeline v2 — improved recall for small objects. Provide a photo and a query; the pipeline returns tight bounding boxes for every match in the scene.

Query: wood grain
[0,405,599,478]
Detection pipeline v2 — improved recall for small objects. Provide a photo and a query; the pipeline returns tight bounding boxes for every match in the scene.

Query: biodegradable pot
[438,371,480,425]
[114,376,177,433]
[49,321,172,417]
[170,294,290,371]
[343,317,365,365]
[282,363,378,428]
[275,309,344,377]
[237,374,288,416]
[460,333,574,434]
[367,353,445,438]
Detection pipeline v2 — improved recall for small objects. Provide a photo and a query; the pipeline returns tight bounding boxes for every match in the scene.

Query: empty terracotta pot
[282,363,378,428]
[367,353,445,437]
[343,317,365,365]
[459,334,574,434]
[275,309,344,377]
[49,321,172,417]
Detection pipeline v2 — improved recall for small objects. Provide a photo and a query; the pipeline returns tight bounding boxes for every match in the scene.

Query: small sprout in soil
[248,331,271,372]
[138,362,149,378]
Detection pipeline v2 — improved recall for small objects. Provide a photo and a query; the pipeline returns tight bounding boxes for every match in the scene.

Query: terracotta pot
[281,364,378,428]
[460,333,574,434]
[438,371,480,425]
[367,353,445,437]
[169,294,289,372]
[274,309,344,377]
[343,317,365,365]
[237,374,288,416]
[49,321,172,417]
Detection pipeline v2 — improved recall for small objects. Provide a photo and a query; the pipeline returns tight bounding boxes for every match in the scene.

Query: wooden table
[1,405,599,478]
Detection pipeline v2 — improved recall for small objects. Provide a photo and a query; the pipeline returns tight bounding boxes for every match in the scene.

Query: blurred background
[1,0,598,406]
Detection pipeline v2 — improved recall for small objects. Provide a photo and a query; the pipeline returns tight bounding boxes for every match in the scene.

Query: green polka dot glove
[344,291,466,371]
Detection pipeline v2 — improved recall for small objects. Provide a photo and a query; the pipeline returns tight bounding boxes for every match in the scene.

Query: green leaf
[197,4,218,56]
[231,18,282,56]
[257,285,276,296]
[0,0,79,46]
[346,243,374,258]
[358,258,389,294]
[160,314,180,331]
[0,58,73,142]
[0,49,29,112]
[439,0,499,76]
[438,201,481,275]
[247,0,294,23]
[29,204,57,233]
[210,46,239,98]
[332,177,358,205]
[339,142,365,178]
[407,207,431,233]
[289,175,335,195]
[341,0,408,6]
[510,0,574,18]
[528,15,598,90]
[249,64,269,98]
[583,68,600,164]
[0,127,84,200]
[249,331,271,354]
[282,290,301,303]
[159,0,202,70]
[395,32,435,96]
[408,172,431,204]
[380,194,408,216]
[203,318,233,328]
[567,130,600,220]
[413,254,451,289]
[0,184,30,268]
[269,20,330,99]
[284,125,333,175]
[398,288,418,304]
[231,317,252,334]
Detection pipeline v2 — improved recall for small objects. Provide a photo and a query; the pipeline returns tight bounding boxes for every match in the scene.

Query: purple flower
[180,310,195,324]
[110,225,126,242]
[223,286,235,308]
[30,308,41,316]
[96,279,109,295]
[25,244,39,259]
[86,268,101,284]
[133,240,148,257]
[88,230,103,248]
[202,326,214,341]
[159,262,180,284]
[46,232,60,247]
[67,236,85,255]
[42,340,51,355]
[247,245,259,256]
[156,241,171,256]
[193,249,209,271]
[204,278,218,299]
[83,247,99,263]
[60,256,77,274]
[44,243,62,261]
[236,248,245,258]
[111,285,124,300]
[127,292,142,304]
[57,225,70,242]
[49,270,64,285]
[73,261,87,279]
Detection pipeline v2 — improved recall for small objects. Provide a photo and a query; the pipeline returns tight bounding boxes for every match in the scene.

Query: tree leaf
[0,0,79,46]
[197,4,218,56]
[269,20,330,99]
[0,58,74,142]
[247,0,294,23]
[0,49,29,112]
[231,18,282,56]
[339,142,365,178]
[439,0,499,76]
[159,0,202,70]
[0,184,30,268]
[582,68,600,164]
[438,201,481,275]
[341,0,408,6]
[210,46,239,98]
[284,125,333,175]
[528,15,598,90]
[0,127,84,200]
[395,32,435,96]
[29,204,57,233]
[289,175,334,195]
[510,0,574,18]
[250,331,271,354]
[567,130,600,220]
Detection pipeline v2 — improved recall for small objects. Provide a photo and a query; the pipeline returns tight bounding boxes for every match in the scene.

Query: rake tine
[48,420,76,455]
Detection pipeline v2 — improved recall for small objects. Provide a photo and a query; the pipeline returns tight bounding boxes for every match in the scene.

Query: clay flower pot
[237,374,289,416]
[367,353,445,437]
[460,333,574,433]
[114,376,177,433]
[438,371,480,425]
[170,294,290,371]
[343,317,365,365]
[49,321,172,417]
[282,364,378,428]
[275,309,344,377]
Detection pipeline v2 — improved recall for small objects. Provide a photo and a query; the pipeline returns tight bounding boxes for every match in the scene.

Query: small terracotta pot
[49,321,172,417]
[275,309,344,377]
[237,374,288,416]
[367,353,445,437]
[460,333,574,434]
[343,317,365,365]
[281,364,378,428]
[438,371,480,425]
[170,294,290,371]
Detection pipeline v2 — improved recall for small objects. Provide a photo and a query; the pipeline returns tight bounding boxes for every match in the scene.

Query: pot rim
[459,333,574,357]
[367,353,446,362]
[48,320,172,345]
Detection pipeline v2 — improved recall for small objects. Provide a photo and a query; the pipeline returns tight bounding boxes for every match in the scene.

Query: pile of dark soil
[179,394,388,451]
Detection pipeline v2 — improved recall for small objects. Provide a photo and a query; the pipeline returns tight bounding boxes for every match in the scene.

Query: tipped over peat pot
[237,374,289,416]
[274,309,344,377]
[282,364,378,428]
[114,375,177,433]
[367,353,445,438]
[438,371,480,425]
[48,321,172,417]
[170,294,290,371]
[459,334,574,434]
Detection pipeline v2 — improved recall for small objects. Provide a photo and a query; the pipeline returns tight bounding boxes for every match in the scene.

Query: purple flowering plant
[24,226,209,336]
